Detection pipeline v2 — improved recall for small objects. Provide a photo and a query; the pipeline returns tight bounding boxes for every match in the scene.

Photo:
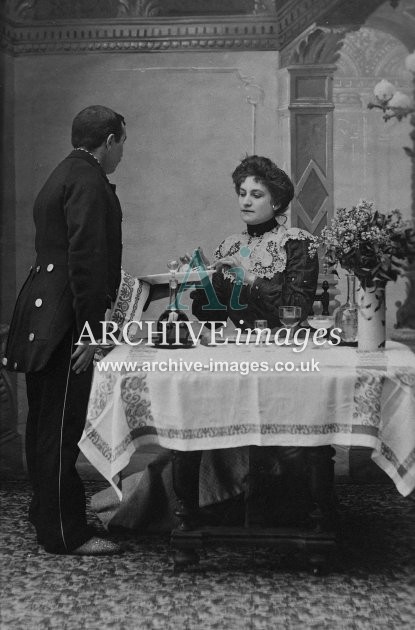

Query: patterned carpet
[1,480,414,630]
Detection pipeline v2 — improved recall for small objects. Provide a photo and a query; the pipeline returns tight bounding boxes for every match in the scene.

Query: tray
[140,270,214,285]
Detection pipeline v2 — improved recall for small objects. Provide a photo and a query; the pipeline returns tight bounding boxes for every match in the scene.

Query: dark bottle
[157,260,190,346]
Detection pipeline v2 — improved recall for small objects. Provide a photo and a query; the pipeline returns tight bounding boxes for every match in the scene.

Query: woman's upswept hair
[71,105,125,151]
[231,155,294,214]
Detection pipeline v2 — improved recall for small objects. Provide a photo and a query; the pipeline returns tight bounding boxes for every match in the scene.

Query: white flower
[388,91,413,109]
[373,79,395,103]
[405,51,415,74]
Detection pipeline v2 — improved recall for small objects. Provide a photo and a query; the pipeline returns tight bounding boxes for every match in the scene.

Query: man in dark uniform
[3,105,127,555]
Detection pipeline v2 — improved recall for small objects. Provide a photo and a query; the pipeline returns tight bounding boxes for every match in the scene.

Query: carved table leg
[171,450,202,571]
[306,446,337,533]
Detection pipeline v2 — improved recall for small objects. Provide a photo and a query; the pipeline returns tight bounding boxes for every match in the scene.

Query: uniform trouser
[25,328,94,553]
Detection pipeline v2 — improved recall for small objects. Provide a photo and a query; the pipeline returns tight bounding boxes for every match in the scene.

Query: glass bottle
[334,274,358,345]
[157,260,189,346]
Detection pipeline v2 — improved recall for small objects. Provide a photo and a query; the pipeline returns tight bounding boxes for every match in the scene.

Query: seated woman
[190,156,335,527]
[92,156,335,532]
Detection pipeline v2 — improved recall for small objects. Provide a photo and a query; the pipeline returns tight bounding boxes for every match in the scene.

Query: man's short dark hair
[71,106,125,150]
[232,155,294,214]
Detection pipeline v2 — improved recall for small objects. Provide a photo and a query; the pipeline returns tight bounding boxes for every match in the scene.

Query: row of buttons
[3,262,56,370]
[2,318,39,369]
[28,295,44,342]
[32,264,55,273]
[28,265,51,345]
[2,357,17,369]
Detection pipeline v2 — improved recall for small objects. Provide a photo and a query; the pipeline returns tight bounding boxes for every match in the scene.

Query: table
[79,340,415,571]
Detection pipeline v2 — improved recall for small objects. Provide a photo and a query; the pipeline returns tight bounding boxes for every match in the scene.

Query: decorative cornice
[0,0,391,56]
[0,16,281,55]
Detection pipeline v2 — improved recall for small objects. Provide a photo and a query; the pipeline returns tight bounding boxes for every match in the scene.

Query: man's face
[103,123,127,174]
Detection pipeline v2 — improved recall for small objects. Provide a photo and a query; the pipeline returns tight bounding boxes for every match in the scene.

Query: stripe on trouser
[58,329,74,552]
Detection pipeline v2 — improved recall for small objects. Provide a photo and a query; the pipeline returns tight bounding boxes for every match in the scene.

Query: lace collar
[215,226,314,280]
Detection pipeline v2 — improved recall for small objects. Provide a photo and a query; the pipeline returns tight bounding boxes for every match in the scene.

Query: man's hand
[71,343,96,374]
[179,247,211,270]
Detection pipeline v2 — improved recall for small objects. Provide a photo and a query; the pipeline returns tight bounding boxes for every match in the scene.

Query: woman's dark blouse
[192,220,319,329]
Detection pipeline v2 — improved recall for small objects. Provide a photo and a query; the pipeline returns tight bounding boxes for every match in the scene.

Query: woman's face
[237,176,275,226]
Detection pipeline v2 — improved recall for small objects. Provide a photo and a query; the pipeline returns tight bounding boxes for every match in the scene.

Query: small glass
[279,306,301,329]
[254,319,268,344]
[308,315,334,348]
[279,306,302,342]
[308,316,334,332]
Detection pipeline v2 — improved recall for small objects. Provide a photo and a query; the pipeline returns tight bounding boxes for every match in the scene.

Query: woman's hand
[71,343,96,374]
[213,254,256,286]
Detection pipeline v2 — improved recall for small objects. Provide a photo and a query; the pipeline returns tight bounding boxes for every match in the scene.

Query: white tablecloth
[79,341,415,498]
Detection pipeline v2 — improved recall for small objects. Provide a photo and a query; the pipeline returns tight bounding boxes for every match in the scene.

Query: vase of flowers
[320,200,415,351]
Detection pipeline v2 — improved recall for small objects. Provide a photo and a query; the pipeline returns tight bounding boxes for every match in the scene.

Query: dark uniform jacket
[4,150,122,373]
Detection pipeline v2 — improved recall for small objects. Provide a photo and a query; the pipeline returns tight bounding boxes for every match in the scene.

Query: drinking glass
[308,315,334,332]
[254,319,268,344]
[278,306,302,340]
[308,315,334,346]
